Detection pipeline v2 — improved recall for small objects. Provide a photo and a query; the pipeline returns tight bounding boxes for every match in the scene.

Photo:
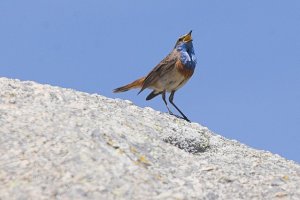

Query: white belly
[150,68,188,92]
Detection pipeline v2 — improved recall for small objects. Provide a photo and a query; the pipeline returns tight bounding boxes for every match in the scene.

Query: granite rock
[0,77,299,199]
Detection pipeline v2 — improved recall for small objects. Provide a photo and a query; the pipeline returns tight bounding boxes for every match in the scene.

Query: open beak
[183,30,192,42]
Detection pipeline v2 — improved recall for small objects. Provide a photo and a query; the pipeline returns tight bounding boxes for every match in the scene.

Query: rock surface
[0,77,299,199]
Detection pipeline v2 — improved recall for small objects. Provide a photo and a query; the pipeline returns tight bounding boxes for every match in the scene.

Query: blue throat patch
[176,42,197,70]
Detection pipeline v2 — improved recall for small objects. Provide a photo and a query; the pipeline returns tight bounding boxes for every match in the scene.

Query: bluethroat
[113,31,197,122]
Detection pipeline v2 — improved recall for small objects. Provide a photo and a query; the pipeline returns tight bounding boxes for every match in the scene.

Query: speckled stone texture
[0,77,299,200]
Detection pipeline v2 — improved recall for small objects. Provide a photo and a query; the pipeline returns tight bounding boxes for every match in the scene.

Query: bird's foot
[169,113,191,123]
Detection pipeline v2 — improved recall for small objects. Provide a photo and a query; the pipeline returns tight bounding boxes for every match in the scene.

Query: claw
[169,113,191,122]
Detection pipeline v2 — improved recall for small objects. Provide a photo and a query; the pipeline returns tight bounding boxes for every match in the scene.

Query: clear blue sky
[1,1,299,162]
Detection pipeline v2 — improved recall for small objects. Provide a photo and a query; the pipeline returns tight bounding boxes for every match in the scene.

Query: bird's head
[174,30,193,49]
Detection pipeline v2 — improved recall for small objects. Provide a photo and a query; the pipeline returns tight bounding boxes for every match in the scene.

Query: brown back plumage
[138,51,178,94]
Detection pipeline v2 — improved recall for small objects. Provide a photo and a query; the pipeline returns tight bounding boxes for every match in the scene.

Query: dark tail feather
[113,77,145,93]
[146,91,162,100]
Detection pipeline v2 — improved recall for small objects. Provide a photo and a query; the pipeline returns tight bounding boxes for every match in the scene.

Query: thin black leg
[162,91,173,114]
[169,91,190,122]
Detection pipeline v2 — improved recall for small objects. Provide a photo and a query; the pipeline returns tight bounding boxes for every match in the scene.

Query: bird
[113,30,197,122]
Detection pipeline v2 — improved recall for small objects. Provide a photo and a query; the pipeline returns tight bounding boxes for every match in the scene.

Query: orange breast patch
[176,60,194,78]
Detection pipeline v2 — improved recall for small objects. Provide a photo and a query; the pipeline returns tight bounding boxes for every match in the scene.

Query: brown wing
[138,50,179,94]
